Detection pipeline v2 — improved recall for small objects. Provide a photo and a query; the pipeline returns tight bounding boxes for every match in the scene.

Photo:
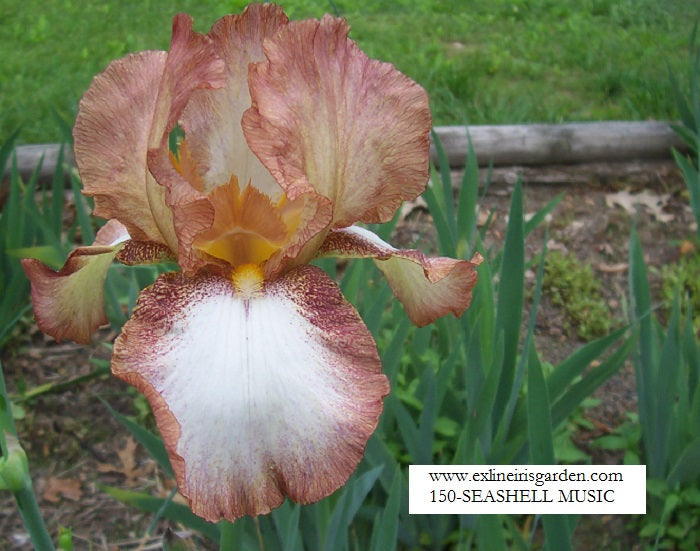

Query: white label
[409,465,646,514]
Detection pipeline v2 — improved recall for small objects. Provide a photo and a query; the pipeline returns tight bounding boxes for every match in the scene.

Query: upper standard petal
[73,51,176,248]
[111,266,388,521]
[242,14,432,228]
[174,5,332,277]
[180,3,289,199]
[145,14,228,274]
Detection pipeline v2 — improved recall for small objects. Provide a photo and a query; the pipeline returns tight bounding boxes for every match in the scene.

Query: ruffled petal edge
[319,225,483,326]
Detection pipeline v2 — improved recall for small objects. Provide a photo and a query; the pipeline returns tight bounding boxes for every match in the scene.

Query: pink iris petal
[173,3,333,277]
[73,51,177,248]
[145,14,228,275]
[180,3,289,198]
[146,14,227,151]
[319,226,483,327]
[21,220,130,344]
[111,266,388,521]
[242,14,432,228]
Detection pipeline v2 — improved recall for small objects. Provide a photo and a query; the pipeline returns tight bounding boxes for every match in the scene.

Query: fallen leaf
[477,207,491,227]
[546,239,568,252]
[596,262,628,273]
[96,436,143,486]
[605,189,674,223]
[399,195,428,220]
[117,437,139,485]
[43,477,82,503]
[679,239,697,256]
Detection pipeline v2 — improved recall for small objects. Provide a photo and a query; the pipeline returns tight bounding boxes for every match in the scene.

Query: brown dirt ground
[0,160,693,549]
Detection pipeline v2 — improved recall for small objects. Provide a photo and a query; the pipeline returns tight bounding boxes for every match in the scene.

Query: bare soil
[0,160,693,549]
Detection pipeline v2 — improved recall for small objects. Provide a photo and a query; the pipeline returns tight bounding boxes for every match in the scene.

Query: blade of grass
[5,155,25,250]
[629,228,659,473]
[526,346,573,551]
[323,465,383,551]
[101,485,219,541]
[666,436,700,486]
[546,325,629,403]
[456,133,479,257]
[368,466,402,551]
[493,180,524,428]
[652,294,682,476]
[431,129,457,246]
[272,500,303,551]
[494,229,548,459]
[527,347,554,464]
[50,144,66,237]
[423,172,456,256]
[476,515,507,551]
[550,333,636,428]
[69,171,95,244]
[416,367,437,465]
[524,193,564,237]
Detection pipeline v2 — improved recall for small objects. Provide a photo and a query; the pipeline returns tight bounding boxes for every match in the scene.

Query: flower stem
[14,482,55,550]
[0,362,55,550]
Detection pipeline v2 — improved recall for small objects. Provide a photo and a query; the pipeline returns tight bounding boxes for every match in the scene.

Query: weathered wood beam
[2,143,75,185]
[431,121,686,168]
[2,121,688,191]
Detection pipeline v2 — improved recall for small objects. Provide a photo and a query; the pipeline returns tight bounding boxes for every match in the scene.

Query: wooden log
[2,121,688,194]
[431,121,686,168]
[0,144,75,206]
[4,143,75,183]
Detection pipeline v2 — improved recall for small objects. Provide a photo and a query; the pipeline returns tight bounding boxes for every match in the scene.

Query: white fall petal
[112,265,388,521]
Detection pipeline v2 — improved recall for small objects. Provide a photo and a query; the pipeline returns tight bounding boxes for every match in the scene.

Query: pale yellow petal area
[262,191,333,279]
[319,226,483,327]
[243,15,432,227]
[20,220,130,344]
[180,3,289,198]
[112,267,388,521]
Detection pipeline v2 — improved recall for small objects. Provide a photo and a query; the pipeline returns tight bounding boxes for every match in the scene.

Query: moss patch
[660,251,700,332]
[543,250,613,340]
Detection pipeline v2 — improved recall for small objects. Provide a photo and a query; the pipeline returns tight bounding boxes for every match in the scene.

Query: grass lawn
[1,0,697,144]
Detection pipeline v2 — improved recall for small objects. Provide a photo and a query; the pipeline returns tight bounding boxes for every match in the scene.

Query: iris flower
[22,4,482,522]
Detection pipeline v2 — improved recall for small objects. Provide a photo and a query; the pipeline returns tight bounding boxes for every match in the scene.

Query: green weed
[661,253,700,333]
[543,250,614,340]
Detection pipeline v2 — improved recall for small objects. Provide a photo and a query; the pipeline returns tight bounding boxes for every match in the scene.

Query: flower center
[192,177,300,269]
[172,140,301,277]
[231,263,265,297]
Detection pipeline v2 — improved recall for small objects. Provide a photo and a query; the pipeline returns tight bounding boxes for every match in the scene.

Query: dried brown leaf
[42,477,82,503]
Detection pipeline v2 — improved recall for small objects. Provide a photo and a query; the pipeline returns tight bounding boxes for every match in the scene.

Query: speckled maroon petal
[111,266,388,522]
[319,226,483,327]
